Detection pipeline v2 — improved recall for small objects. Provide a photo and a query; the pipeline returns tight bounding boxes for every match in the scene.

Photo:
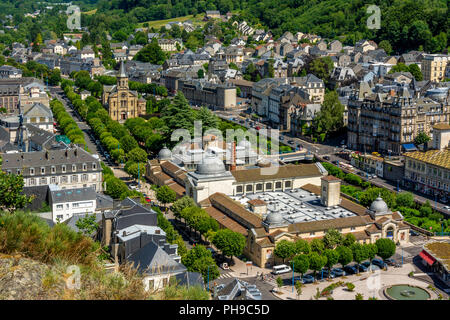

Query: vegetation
[212,229,246,262]
[375,238,396,260]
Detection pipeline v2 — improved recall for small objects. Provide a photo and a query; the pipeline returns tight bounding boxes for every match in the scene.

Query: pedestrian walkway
[217,272,235,280]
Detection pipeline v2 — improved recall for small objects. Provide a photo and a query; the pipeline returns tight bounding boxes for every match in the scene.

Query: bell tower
[117,61,129,89]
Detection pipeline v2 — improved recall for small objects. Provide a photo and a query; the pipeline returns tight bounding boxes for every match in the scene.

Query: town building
[403,124,450,201]
[49,185,97,223]
[419,241,450,286]
[178,79,237,110]
[421,54,449,82]
[102,61,146,122]
[1,145,103,191]
[347,84,450,155]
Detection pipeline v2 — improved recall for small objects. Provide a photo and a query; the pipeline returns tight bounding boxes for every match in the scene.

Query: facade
[157,39,182,52]
[421,54,449,82]
[1,146,103,191]
[244,178,410,268]
[49,186,97,223]
[347,86,450,155]
[179,79,237,110]
[102,61,146,122]
[403,124,450,200]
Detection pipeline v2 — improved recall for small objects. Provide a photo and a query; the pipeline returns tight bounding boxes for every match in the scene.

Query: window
[265,183,272,190]
[92,174,97,181]
[72,164,76,172]
[71,175,78,183]
[56,205,63,210]
[51,166,56,174]
[29,178,36,186]
[62,165,66,173]
[148,280,154,290]
[40,178,47,185]
[310,232,315,236]
[275,181,282,189]
[351,227,356,231]
[61,176,68,183]
[57,214,63,220]
[285,181,291,188]
[82,174,88,182]
[236,185,243,194]
[30,167,35,175]
[51,176,57,184]
[73,203,79,208]
[93,163,97,170]
[246,185,253,192]
[256,183,263,191]
[82,163,87,171]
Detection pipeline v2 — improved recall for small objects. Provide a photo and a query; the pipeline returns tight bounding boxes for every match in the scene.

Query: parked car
[443,206,450,211]
[361,261,371,268]
[410,230,420,236]
[371,259,386,269]
[332,268,345,277]
[206,247,217,257]
[323,155,331,160]
[384,258,399,267]
[288,140,294,145]
[279,136,284,141]
[301,274,315,284]
[358,264,368,272]
[272,264,292,275]
[343,265,358,275]
[319,268,335,279]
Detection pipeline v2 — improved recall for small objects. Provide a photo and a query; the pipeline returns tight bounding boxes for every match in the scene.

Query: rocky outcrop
[0,254,64,300]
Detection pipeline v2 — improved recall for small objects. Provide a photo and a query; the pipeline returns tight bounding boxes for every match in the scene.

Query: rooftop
[404,149,450,169]
[424,241,450,271]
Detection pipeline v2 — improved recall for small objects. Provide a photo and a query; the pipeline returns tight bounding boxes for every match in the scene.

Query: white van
[272,264,292,275]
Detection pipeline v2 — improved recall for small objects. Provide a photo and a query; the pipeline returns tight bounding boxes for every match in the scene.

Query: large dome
[265,211,284,225]
[158,147,172,160]
[369,196,389,214]
[195,153,226,175]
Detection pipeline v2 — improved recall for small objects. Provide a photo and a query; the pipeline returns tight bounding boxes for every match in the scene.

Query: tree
[359,187,396,209]
[396,192,415,208]
[375,238,396,260]
[310,238,325,255]
[127,147,148,163]
[313,91,344,138]
[156,185,177,208]
[276,276,283,288]
[294,239,310,255]
[308,252,327,279]
[212,229,246,261]
[324,249,340,276]
[323,229,344,249]
[378,40,392,55]
[342,233,356,247]
[274,240,296,263]
[291,254,309,276]
[414,132,430,146]
[336,245,353,268]
[145,134,165,155]
[172,196,196,220]
[364,243,378,270]
[408,64,423,81]
[350,243,368,271]
[295,280,303,299]
[196,106,219,132]
[119,135,139,153]
[134,38,166,65]
[197,69,204,79]
[75,214,99,236]
[0,171,32,212]
[307,56,334,82]
[104,176,128,199]
[181,245,219,282]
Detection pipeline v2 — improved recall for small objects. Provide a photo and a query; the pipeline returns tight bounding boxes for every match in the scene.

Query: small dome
[265,211,284,225]
[195,153,226,175]
[369,196,389,214]
[158,147,172,160]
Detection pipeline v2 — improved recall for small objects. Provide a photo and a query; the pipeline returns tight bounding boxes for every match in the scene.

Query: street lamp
[292,260,295,293]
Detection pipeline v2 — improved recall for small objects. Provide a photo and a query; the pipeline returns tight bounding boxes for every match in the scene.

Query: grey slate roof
[129,240,187,275]
[50,187,97,204]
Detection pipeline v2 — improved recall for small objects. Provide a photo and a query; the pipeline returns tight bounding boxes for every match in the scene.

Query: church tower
[117,61,129,89]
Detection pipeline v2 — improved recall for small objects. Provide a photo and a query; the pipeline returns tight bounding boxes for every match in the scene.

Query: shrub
[355,293,363,300]
[346,282,355,291]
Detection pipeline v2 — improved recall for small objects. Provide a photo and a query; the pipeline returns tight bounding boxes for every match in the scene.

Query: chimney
[321,176,341,207]
[230,141,237,171]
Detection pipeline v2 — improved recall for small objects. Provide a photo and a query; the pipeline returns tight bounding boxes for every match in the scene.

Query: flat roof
[424,242,450,271]
[231,186,358,226]
[404,149,450,169]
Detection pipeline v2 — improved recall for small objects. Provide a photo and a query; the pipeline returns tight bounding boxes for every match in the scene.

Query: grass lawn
[83,9,98,15]
[138,13,206,30]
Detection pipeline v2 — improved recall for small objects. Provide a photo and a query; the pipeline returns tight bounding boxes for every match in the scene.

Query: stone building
[102,61,146,123]
[421,54,449,82]
[347,85,450,155]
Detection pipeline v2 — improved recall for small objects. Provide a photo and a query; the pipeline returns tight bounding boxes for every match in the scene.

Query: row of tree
[274,229,396,278]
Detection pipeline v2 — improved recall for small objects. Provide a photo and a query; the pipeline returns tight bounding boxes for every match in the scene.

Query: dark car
[301,274,315,284]
[332,268,345,277]
[344,265,358,275]
[206,247,217,257]
[323,155,331,160]
[384,258,397,266]
[361,261,371,268]
[372,259,386,269]
[358,264,368,272]
[319,269,335,279]
[410,230,420,236]
[288,140,295,145]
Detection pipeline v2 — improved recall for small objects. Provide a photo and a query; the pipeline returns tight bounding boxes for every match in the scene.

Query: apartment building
[403,124,450,200]
[179,79,236,110]
[347,85,450,155]
[1,146,103,191]
[421,54,449,82]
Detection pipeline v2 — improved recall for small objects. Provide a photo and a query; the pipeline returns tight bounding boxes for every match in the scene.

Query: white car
[272,264,292,275]
[443,206,450,211]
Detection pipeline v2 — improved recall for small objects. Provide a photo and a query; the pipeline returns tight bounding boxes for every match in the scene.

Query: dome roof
[369,196,389,214]
[265,211,284,225]
[195,153,226,175]
[158,147,172,160]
